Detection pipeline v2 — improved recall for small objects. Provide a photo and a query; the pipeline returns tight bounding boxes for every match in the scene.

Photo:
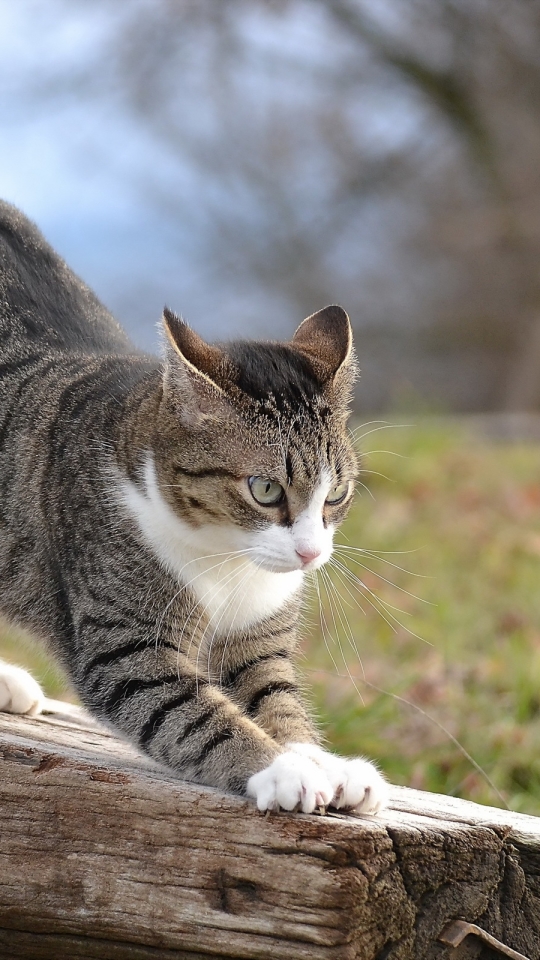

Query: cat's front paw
[0,663,44,716]
[246,752,334,813]
[288,743,388,815]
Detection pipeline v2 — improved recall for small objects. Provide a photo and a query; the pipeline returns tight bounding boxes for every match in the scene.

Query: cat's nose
[296,546,322,565]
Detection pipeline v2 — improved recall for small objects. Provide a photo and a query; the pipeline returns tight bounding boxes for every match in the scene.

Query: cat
[0,200,388,815]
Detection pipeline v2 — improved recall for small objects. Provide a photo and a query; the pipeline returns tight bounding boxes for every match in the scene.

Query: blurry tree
[5,0,540,410]
[322,0,540,409]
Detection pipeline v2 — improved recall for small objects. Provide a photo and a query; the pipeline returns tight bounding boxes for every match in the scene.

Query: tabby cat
[0,201,387,814]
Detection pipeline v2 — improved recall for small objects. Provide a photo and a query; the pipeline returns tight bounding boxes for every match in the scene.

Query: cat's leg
[0,660,44,716]
[81,636,337,813]
[220,634,388,814]
[216,621,334,810]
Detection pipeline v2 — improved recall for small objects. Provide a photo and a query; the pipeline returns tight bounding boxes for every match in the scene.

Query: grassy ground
[2,419,540,814]
[303,419,540,815]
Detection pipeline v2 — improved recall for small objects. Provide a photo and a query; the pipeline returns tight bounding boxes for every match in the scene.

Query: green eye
[248,476,285,506]
[326,481,351,505]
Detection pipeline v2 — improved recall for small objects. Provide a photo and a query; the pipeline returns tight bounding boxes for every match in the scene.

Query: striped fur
[0,201,387,811]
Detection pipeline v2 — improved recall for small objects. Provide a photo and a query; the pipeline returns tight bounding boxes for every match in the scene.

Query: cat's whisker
[310,571,343,680]
[325,560,367,618]
[335,545,430,579]
[320,564,366,665]
[341,546,423,556]
[300,665,508,810]
[330,556,422,616]
[353,479,376,500]
[323,573,369,698]
[361,449,408,459]
[357,468,395,483]
[332,551,434,604]
[328,557,403,635]
[319,567,346,662]
[351,422,412,443]
[330,555,412,622]
[349,419,392,439]
[318,567,366,706]
[329,556,431,645]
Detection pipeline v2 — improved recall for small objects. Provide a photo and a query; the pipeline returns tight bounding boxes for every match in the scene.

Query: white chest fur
[116,455,303,634]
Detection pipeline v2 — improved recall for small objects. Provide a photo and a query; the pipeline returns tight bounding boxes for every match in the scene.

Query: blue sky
[0,3,233,350]
[0,2,426,359]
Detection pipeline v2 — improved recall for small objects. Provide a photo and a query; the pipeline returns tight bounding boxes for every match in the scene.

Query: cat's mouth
[253,554,326,574]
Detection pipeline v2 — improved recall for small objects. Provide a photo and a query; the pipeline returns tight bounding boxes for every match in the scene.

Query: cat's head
[154,306,358,574]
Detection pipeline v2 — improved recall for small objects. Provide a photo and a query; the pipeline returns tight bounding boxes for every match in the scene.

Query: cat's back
[0,200,134,357]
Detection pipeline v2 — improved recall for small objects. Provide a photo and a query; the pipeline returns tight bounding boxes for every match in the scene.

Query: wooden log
[1,702,539,960]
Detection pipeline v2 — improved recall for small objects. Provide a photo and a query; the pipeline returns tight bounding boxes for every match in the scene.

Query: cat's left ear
[162,308,232,426]
[291,305,354,385]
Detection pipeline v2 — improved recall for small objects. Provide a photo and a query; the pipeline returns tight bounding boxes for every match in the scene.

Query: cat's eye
[326,481,351,505]
[248,476,285,506]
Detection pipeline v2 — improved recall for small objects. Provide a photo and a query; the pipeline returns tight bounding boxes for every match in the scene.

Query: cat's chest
[175,555,302,633]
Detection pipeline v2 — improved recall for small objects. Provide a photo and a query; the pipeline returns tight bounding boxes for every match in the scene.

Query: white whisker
[328,556,431,645]
[335,544,431,579]
[333,551,434,605]
[319,567,365,706]
[351,422,413,443]
[310,571,342,679]
[357,469,395,482]
[353,479,376,500]
[301,666,508,810]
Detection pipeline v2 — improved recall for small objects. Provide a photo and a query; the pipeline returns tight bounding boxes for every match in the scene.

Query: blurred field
[2,419,540,814]
[304,419,540,815]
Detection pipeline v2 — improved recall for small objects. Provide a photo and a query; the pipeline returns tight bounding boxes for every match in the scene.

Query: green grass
[302,420,540,814]
[2,419,540,814]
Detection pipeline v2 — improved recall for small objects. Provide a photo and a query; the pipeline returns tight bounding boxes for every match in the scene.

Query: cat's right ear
[162,308,231,427]
[291,305,353,384]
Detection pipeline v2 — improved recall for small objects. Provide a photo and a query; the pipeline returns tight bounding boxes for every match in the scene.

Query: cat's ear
[162,308,231,426]
[291,305,353,384]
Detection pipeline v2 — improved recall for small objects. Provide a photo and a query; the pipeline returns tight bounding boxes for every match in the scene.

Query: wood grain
[1,702,539,960]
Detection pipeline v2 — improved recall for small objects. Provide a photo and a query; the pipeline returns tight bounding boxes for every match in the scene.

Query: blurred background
[3,0,540,411]
[2,0,540,813]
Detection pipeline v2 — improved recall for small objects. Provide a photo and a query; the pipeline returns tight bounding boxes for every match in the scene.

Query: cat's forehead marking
[274,415,339,491]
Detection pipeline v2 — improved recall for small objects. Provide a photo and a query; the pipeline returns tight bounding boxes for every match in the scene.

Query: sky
[0,1,424,351]
[0,1,463,411]
[0,2,225,351]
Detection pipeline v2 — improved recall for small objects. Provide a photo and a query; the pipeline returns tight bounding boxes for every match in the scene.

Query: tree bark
[504,314,540,411]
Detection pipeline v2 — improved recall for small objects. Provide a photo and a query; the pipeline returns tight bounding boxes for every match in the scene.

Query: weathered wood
[1,702,540,960]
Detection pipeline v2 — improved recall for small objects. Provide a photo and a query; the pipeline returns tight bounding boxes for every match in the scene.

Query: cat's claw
[247,752,334,813]
[0,663,44,716]
[288,742,388,815]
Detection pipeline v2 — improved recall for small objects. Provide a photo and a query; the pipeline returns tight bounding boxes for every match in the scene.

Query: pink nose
[296,547,322,565]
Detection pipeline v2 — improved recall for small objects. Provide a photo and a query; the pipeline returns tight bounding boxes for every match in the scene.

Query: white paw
[246,751,334,813]
[0,663,44,716]
[288,743,388,815]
